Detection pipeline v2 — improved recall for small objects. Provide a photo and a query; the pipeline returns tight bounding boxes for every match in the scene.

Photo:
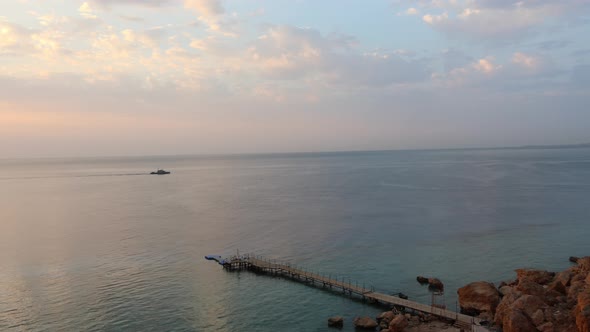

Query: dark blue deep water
[1,148,590,331]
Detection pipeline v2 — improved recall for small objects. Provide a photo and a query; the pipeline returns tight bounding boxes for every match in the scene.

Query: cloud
[184,0,239,37]
[412,0,589,42]
[79,2,97,19]
[90,0,174,8]
[435,52,562,92]
[245,25,429,87]
[184,0,225,18]
[0,20,66,60]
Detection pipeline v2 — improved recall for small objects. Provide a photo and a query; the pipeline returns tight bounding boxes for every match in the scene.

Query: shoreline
[343,256,590,332]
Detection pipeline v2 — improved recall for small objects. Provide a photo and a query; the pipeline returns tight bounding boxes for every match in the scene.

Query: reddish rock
[577,257,590,272]
[517,280,546,297]
[512,295,547,319]
[500,285,516,297]
[495,292,521,326]
[516,269,555,285]
[571,256,581,263]
[503,310,539,332]
[388,314,408,332]
[576,290,590,332]
[416,276,428,284]
[328,316,343,328]
[569,278,587,301]
[548,280,567,295]
[537,321,555,332]
[353,316,378,330]
[556,270,574,287]
[531,309,545,326]
[427,278,444,291]
[376,311,395,324]
[457,281,501,315]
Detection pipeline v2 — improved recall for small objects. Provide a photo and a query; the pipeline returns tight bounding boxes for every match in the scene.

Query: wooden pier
[214,254,487,332]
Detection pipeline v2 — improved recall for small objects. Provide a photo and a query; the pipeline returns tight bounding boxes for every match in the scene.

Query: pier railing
[210,253,483,331]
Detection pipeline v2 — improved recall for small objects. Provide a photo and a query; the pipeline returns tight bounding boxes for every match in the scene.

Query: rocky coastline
[328,256,590,332]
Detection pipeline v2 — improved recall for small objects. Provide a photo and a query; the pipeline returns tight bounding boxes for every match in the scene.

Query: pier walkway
[211,254,485,331]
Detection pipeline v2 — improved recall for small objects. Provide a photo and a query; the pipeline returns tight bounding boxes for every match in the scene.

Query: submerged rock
[427,278,444,292]
[328,316,343,328]
[416,276,429,284]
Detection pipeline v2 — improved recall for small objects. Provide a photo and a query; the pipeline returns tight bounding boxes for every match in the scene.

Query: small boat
[150,169,171,175]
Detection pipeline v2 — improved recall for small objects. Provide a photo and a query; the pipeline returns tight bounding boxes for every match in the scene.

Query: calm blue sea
[1,148,590,331]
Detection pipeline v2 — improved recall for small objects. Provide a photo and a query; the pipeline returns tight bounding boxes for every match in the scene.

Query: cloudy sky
[1,0,589,157]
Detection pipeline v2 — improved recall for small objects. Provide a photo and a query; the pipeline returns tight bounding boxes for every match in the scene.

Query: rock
[478,311,494,322]
[503,309,540,332]
[388,315,408,332]
[568,277,587,301]
[495,291,520,326]
[512,295,547,319]
[416,276,429,284]
[428,278,444,291]
[457,281,501,315]
[578,257,590,272]
[328,316,344,328]
[516,269,555,285]
[575,290,590,332]
[353,316,378,330]
[531,309,545,326]
[571,256,580,263]
[500,285,515,297]
[555,270,573,287]
[547,279,567,295]
[517,280,546,297]
[397,292,408,300]
[376,311,395,324]
[537,321,554,332]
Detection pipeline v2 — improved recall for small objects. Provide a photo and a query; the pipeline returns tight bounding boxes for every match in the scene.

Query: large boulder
[353,316,378,330]
[511,295,547,321]
[388,315,408,332]
[457,281,501,315]
[328,316,343,328]
[503,309,540,332]
[495,291,520,326]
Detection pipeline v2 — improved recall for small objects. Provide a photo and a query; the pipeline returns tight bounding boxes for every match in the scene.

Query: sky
[1,0,589,158]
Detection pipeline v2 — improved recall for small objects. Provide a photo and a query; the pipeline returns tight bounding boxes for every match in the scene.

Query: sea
[1,148,590,331]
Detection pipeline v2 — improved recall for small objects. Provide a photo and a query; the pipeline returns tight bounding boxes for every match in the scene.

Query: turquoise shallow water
[1,148,590,331]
